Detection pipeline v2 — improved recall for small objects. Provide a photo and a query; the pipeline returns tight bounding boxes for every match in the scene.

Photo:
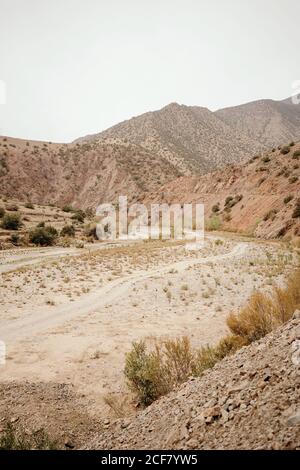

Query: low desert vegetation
[29,225,58,246]
[60,224,75,237]
[284,195,294,204]
[292,199,300,218]
[1,212,22,230]
[0,206,5,218]
[293,150,300,159]
[71,209,85,223]
[125,269,300,407]
[62,205,73,213]
[280,146,290,155]
[205,215,221,231]
[0,423,57,450]
[24,201,34,209]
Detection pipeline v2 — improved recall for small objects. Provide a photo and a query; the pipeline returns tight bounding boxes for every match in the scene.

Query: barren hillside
[144,142,300,239]
[78,103,263,175]
[0,136,181,209]
[216,98,300,149]
[90,316,300,450]
[78,97,300,175]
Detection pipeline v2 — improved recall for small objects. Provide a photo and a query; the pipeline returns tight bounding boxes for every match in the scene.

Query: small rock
[64,440,75,449]
[292,310,300,320]
[287,411,300,426]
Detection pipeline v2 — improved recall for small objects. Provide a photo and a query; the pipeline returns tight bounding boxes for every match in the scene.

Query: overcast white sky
[0,0,299,142]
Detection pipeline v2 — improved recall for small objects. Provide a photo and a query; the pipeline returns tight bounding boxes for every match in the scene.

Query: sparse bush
[0,423,57,450]
[124,341,166,406]
[124,269,300,407]
[9,233,20,245]
[212,203,220,213]
[24,202,34,209]
[289,176,298,184]
[289,141,295,147]
[1,212,22,230]
[262,156,270,163]
[227,292,277,343]
[60,224,75,237]
[280,146,290,155]
[227,270,300,343]
[84,223,97,239]
[0,207,5,218]
[62,205,73,213]
[205,215,221,231]
[71,210,85,223]
[292,199,300,218]
[293,150,300,159]
[37,221,45,227]
[284,195,294,204]
[29,225,58,246]
[125,337,198,406]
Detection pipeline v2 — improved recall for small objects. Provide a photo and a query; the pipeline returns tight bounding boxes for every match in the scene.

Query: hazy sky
[0,0,299,142]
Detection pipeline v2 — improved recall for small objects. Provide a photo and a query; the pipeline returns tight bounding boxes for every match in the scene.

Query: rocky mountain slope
[0,136,181,209]
[90,316,300,450]
[143,142,300,239]
[216,97,300,149]
[78,103,263,175]
[78,97,300,175]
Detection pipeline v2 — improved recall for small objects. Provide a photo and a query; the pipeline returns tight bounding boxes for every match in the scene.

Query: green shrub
[1,212,22,230]
[124,341,166,406]
[60,224,75,237]
[280,146,290,155]
[29,225,58,246]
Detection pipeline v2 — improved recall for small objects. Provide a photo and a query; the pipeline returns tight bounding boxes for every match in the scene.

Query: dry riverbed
[0,234,297,445]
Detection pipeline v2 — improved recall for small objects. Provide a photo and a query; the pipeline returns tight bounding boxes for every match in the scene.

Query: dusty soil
[0,234,297,443]
[91,316,300,450]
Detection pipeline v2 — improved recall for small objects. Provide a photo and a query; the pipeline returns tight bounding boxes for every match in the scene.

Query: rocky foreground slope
[90,316,300,450]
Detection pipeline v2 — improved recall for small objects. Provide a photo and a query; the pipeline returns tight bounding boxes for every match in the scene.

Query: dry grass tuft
[227,269,300,342]
[124,269,300,407]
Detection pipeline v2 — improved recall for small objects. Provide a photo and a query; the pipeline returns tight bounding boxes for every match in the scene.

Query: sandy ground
[0,234,297,422]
